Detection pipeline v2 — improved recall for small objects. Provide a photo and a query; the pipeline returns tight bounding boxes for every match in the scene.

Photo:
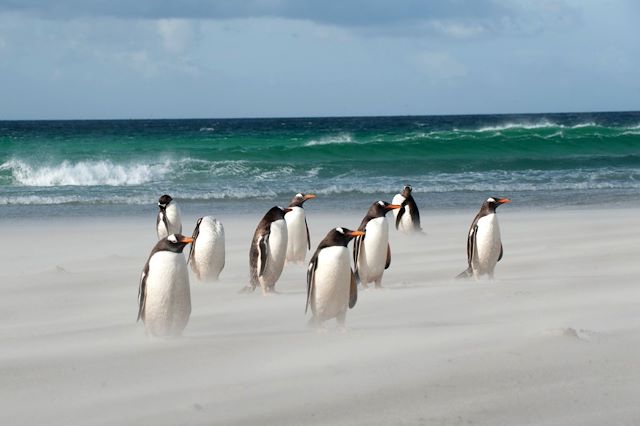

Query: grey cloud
[0,0,509,24]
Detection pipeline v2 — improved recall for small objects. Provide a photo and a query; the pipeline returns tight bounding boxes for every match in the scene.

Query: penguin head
[288,192,317,207]
[484,196,511,212]
[158,234,193,253]
[368,200,402,218]
[401,185,413,197]
[326,227,365,247]
[158,194,173,210]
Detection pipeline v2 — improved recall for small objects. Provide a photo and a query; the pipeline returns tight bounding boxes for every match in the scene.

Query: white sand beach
[1,207,639,425]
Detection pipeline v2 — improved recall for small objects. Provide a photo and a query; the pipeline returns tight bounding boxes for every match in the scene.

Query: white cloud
[156,19,198,54]
[429,20,487,39]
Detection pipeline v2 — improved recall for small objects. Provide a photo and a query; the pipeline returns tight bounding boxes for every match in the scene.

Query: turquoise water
[1,112,639,217]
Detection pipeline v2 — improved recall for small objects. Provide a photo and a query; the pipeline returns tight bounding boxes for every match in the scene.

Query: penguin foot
[238,285,256,294]
[455,268,473,280]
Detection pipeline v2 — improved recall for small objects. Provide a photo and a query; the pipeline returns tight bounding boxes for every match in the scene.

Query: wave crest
[0,159,168,186]
[305,133,354,146]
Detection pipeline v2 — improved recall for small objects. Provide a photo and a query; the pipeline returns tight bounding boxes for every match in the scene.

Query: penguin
[188,216,225,282]
[306,227,364,330]
[137,234,193,337]
[353,201,401,288]
[246,206,291,295]
[457,197,511,280]
[391,185,423,234]
[156,194,182,240]
[285,192,316,264]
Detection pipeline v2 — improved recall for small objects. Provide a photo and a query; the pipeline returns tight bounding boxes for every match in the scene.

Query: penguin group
[137,189,510,337]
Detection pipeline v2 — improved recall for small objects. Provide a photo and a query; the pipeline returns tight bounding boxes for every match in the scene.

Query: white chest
[146,251,189,296]
[364,217,389,258]
[475,214,501,261]
[285,207,308,260]
[312,246,351,318]
[191,217,225,281]
[268,219,288,263]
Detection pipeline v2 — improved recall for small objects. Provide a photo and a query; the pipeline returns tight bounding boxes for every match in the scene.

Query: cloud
[156,19,198,53]
[0,0,584,40]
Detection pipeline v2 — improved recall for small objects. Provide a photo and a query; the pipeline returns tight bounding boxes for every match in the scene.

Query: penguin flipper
[407,197,422,231]
[137,265,149,322]
[353,234,364,273]
[305,254,318,314]
[160,211,170,235]
[187,217,203,266]
[305,217,311,250]
[395,203,406,230]
[349,270,358,309]
[466,223,478,268]
[498,244,503,262]
[257,233,270,277]
[385,243,391,269]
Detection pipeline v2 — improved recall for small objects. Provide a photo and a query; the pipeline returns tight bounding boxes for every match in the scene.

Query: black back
[248,206,287,289]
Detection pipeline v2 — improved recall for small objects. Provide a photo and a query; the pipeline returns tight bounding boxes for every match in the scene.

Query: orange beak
[385,204,402,210]
[347,230,365,237]
[284,207,293,213]
[303,194,317,200]
[179,236,194,244]
[498,198,511,204]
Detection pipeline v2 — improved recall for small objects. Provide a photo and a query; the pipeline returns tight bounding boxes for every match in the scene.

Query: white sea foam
[475,121,599,132]
[0,159,169,186]
[0,194,155,205]
[305,133,354,146]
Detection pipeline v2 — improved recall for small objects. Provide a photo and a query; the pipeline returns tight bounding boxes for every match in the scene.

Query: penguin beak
[284,208,293,213]
[179,236,194,244]
[385,204,402,210]
[498,198,511,204]
[347,230,365,237]
[303,194,317,200]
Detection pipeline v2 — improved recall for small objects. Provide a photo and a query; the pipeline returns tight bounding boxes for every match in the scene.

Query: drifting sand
[0,206,639,425]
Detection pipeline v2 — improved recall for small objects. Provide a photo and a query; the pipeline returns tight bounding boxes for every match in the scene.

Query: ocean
[1,112,639,218]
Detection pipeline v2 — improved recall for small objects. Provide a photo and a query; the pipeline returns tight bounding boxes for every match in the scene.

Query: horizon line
[2,109,640,122]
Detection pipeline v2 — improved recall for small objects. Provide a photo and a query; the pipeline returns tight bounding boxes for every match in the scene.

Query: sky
[0,0,638,119]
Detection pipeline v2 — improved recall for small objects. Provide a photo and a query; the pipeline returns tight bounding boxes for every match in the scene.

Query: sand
[1,206,639,425]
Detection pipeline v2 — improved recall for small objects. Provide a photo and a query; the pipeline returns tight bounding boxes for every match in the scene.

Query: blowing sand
[1,206,639,425]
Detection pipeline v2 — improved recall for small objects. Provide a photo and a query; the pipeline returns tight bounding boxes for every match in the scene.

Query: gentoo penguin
[137,234,193,337]
[457,197,511,280]
[306,227,364,329]
[285,192,316,264]
[156,194,182,240]
[246,206,292,295]
[392,185,423,234]
[353,201,401,288]
[188,216,225,282]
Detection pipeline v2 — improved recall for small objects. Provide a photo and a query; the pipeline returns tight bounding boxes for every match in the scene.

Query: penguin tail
[455,267,473,280]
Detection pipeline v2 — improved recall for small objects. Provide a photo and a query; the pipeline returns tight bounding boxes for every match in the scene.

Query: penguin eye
[487,198,496,203]
[336,227,344,234]
[377,201,385,206]
[296,193,303,198]
[167,235,178,243]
